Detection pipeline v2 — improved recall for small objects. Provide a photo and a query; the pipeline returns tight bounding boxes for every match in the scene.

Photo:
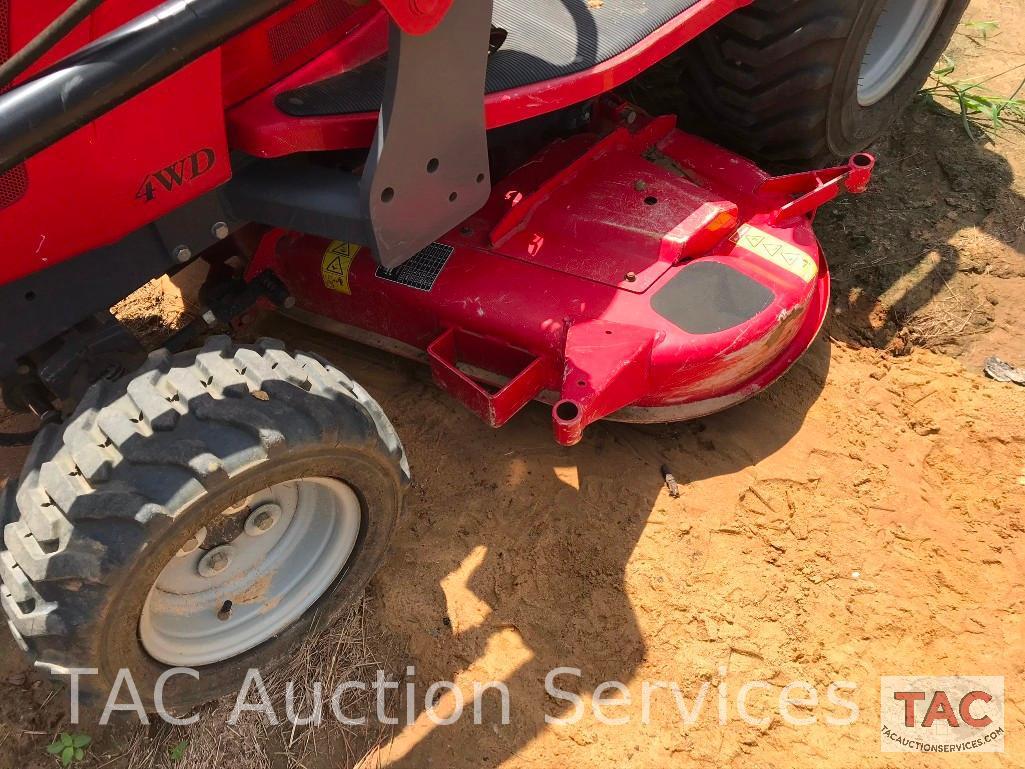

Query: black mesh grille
[0,0,28,211]
[268,0,358,63]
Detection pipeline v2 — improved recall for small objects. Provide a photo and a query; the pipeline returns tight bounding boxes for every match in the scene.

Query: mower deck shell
[248,112,852,445]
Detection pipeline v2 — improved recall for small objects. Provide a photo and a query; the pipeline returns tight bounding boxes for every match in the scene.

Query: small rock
[984,356,1025,385]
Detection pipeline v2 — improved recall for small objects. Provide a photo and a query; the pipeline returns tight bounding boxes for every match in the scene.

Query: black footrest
[278,0,702,117]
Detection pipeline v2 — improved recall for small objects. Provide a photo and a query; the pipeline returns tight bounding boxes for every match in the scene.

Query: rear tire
[0,336,409,711]
[682,0,969,166]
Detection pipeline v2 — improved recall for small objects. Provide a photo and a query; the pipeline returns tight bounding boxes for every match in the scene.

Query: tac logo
[880,676,1004,753]
[136,148,217,202]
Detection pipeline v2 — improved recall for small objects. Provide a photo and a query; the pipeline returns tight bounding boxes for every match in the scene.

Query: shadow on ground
[630,59,1025,357]
[257,313,831,768]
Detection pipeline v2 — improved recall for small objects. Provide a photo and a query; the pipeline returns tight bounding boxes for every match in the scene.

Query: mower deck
[279,0,705,117]
[248,105,871,445]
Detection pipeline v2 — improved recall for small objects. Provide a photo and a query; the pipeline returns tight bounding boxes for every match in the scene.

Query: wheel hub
[139,477,362,667]
[858,0,945,107]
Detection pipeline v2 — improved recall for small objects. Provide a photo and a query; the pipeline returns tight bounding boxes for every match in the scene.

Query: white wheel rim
[139,477,362,667]
[858,0,945,107]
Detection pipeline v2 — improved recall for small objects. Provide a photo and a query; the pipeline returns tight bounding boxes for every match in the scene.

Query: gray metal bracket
[224,0,494,269]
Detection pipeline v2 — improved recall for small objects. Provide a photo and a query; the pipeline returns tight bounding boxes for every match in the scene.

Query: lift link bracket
[759,153,876,225]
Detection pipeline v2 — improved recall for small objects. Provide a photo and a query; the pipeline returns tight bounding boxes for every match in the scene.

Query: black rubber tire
[682,0,969,167]
[0,336,409,711]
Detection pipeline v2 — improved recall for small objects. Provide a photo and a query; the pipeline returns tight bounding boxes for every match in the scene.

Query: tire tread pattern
[0,337,408,677]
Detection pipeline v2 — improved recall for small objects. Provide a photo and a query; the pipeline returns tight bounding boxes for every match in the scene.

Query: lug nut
[198,546,233,577]
[245,503,282,536]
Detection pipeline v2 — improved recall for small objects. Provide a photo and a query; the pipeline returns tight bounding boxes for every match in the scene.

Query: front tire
[0,336,409,711]
[683,0,969,166]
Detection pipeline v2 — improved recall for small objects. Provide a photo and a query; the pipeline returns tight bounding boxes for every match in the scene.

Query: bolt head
[198,546,233,577]
[173,245,192,263]
[211,222,230,240]
[625,110,637,125]
[245,503,282,536]
[625,271,638,283]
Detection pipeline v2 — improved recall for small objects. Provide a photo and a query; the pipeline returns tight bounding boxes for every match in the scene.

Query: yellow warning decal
[731,224,818,283]
[321,241,361,295]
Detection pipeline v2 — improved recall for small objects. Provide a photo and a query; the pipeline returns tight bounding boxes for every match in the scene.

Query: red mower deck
[248,103,874,445]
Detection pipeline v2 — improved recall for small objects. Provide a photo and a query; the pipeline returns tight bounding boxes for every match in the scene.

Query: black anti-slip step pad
[278,0,701,117]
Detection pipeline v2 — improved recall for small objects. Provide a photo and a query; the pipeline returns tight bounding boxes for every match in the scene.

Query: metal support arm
[225,0,494,269]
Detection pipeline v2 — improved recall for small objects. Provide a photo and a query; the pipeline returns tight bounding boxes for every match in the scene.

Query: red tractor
[0,0,965,709]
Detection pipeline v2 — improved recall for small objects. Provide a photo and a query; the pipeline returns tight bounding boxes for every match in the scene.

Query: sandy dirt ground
[2,0,1025,766]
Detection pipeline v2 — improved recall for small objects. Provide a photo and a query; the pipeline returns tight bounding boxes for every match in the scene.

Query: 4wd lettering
[136,148,216,202]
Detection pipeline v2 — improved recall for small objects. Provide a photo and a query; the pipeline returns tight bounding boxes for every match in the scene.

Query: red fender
[376,0,453,34]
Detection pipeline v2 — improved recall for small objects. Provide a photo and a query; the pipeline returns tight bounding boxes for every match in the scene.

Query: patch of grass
[896,281,989,351]
[168,740,189,764]
[961,19,1000,42]
[102,596,398,769]
[918,56,1025,140]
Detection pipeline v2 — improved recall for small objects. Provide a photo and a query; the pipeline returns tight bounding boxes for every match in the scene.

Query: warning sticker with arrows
[730,224,818,283]
[321,241,361,295]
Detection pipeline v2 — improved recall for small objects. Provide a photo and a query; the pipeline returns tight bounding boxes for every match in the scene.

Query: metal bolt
[208,552,229,572]
[217,600,233,622]
[15,363,30,375]
[625,110,637,125]
[282,296,297,310]
[245,503,282,536]
[202,310,218,326]
[625,271,637,283]
[211,221,230,240]
[198,546,233,577]
[634,180,647,192]
[173,245,192,263]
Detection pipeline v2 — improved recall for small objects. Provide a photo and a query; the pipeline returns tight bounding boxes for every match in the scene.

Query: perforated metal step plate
[278,0,701,117]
